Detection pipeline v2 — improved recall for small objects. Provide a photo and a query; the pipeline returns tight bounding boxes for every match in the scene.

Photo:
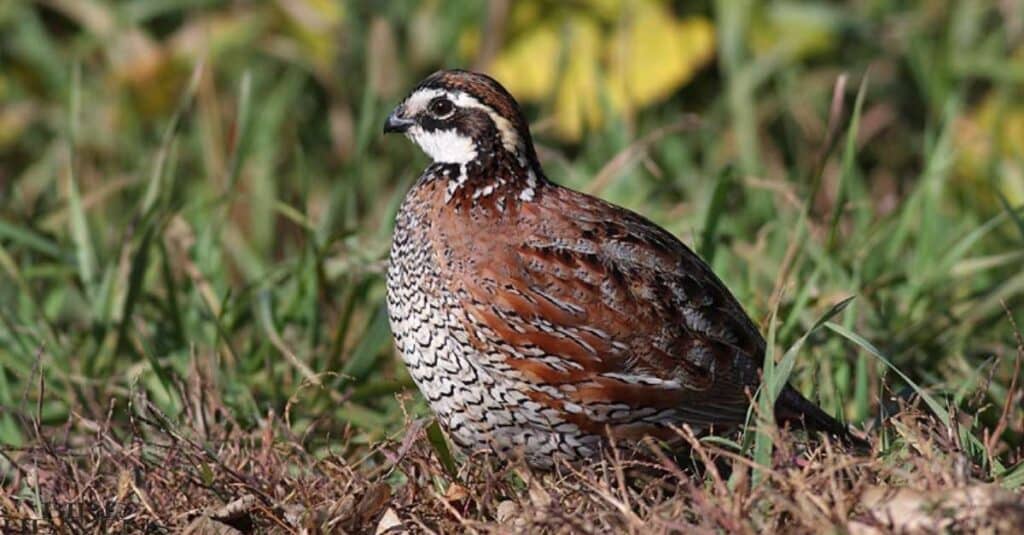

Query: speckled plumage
[384,70,858,468]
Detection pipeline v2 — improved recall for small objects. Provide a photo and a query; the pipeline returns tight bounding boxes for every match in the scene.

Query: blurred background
[1,0,1022,458]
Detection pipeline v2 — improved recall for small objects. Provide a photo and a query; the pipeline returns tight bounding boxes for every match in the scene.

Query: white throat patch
[407,126,477,164]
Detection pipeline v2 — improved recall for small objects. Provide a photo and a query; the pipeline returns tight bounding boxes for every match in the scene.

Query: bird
[383,69,861,469]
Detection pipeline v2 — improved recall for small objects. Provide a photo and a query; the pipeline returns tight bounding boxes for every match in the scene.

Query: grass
[2,0,1023,532]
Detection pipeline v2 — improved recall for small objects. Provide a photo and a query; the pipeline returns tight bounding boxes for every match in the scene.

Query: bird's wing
[443,186,767,428]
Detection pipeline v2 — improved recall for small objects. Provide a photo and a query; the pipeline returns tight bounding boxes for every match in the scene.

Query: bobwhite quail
[384,69,858,468]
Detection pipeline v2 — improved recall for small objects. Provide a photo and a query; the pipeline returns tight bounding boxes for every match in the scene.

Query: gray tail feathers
[774,385,869,450]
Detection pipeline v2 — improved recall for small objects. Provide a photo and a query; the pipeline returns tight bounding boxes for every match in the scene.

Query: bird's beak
[383,107,415,134]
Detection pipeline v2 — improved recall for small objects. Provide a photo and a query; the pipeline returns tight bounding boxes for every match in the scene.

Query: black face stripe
[417,107,498,144]
[417,114,456,132]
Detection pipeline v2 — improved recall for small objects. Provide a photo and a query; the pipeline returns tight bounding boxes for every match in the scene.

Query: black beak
[383,108,415,134]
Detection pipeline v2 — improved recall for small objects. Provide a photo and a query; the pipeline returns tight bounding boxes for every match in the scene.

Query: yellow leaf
[749,3,840,60]
[508,1,545,31]
[485,0,715,140]
[553,17,603,140]
[607,4,715,110]
[457,27,481,62]
[580,0,628,21]
[955,92,1024,204]
[490,24,561,101]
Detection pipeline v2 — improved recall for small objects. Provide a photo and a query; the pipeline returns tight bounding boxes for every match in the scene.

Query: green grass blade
[339,305,392,384]
[115,224,156,355]
[142,63,202,216]
[225,71,254,191]
[995,191,1024,243]
[752,312,778,484]
[770,295,856,401]
[0,220,63,259]
[825,322,948,423]
[1001,462,1024,490]
[827,73,868,249]
[426,420,458,477]
[66,64,97,297]
[698,168,732,264]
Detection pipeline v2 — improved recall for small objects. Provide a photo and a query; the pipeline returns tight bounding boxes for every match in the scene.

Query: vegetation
[1,0,1022,532]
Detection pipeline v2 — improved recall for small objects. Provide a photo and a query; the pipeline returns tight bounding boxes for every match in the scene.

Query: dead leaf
[358,482,393,525]
[182,495,256,535]
[496,500,520,524]
[444,483,470,503]
[850,485,1024,534]
[375,507,402,534]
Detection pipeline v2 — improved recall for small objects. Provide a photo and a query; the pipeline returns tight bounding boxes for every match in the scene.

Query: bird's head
[383,69,540,174]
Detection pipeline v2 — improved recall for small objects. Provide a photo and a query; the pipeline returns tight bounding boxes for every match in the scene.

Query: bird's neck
[427,140,546,210]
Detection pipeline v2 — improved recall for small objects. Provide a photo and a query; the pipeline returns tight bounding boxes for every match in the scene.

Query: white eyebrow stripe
[403,88,522,155]
[403,87,447,115]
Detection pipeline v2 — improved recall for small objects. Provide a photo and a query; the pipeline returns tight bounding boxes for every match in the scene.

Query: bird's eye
[428,98,455,118]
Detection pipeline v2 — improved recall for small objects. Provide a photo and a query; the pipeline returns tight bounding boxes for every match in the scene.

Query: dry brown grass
[2,379,1022,534]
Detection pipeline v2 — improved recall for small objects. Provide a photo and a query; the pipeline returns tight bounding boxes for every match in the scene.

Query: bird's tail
[774,385,869,450]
